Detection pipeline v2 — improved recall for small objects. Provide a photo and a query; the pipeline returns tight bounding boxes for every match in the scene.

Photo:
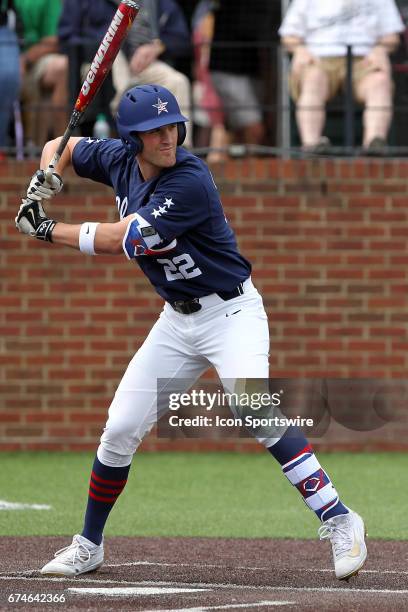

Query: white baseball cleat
[40,534,104,576]
[318,510,367,581]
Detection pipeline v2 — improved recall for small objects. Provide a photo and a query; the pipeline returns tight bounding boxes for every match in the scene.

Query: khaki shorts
[289,56,383,103]
[28,54,63,86]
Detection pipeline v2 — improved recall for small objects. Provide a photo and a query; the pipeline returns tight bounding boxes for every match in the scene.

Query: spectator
[58,0,119,134]
[209,0,278,148]
[392,1,408,144]
[191,0,229,162]
[0,1,20,159]
[15,0,68,148]
[279,0,404,154]
[111,0,193,146]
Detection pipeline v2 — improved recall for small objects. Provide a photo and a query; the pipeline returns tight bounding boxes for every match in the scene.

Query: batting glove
[15,198,57,242]
[27,169,63,201]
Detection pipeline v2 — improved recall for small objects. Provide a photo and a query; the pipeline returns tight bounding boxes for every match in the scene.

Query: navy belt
[171,282,245,315]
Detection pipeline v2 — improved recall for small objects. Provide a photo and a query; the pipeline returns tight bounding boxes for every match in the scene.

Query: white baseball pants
[97,279,277,466]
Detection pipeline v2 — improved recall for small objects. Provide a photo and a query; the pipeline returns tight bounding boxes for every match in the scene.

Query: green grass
[0,452,406,539]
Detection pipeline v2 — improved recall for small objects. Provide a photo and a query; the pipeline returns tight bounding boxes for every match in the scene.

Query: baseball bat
[44,0,140,181]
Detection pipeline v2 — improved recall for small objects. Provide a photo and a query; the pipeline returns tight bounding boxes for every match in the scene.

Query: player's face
[138,124,178,177]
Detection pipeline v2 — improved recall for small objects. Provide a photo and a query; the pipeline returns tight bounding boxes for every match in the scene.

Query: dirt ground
[0,536,407,611]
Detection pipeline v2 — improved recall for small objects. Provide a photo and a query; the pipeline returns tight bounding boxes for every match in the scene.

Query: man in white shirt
[279,0,404,152]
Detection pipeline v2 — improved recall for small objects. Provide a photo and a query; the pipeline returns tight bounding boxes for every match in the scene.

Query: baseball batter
[16,84,366,580]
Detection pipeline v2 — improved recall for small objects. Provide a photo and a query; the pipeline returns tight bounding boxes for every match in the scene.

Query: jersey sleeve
[377,0,404,36]
[72,138,128,187]
[135,169,211,241]
[278,0,308,38]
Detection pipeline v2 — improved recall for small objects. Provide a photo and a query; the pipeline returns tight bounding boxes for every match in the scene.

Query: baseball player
[16,84,367,580]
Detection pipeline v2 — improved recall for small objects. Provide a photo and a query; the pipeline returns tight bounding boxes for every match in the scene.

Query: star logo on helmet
[152,98,169,115]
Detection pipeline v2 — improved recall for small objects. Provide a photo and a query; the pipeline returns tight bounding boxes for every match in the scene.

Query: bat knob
[45,166,55,183]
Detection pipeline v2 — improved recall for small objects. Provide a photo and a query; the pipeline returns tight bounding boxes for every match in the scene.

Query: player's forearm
[40,137,82,175]
[52,221,125,255]
[41,139,71,175]
[52,215,134,254]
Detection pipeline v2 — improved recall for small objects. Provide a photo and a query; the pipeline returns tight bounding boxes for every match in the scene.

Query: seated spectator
[0,1,20,159]
[279,0,404,154]
[15,0,68,149]
[209,0,274,148]
[191,0,229,163]
[111,0,193,146]
[58,0,119,135]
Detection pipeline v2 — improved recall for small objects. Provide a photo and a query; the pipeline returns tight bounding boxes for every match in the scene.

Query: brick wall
[1,157,407,451]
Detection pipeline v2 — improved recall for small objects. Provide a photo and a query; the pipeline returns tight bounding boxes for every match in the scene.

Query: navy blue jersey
[72,138,251,302]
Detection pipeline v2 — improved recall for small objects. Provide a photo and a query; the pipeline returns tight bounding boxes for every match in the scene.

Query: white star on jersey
[151,198,175,218]
[86,137,104,144]
[152,98,169,115]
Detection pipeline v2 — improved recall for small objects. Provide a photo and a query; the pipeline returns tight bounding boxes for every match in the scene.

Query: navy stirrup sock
[82,456,130,545]
[268,426,349,521]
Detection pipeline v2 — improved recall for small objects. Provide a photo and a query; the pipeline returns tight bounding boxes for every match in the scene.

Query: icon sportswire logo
[81,8,125,96]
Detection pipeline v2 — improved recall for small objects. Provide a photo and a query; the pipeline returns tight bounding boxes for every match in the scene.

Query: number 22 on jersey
[157,254,202,281]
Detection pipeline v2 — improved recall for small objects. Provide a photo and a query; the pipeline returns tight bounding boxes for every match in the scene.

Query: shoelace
[318,516,353,558]
[54,537,92,566]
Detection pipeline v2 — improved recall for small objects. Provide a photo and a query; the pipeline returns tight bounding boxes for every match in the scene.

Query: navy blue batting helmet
[116,84,188,155]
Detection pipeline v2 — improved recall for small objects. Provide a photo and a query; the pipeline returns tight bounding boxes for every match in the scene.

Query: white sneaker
[318,510,367,580]
[40,534,104,576]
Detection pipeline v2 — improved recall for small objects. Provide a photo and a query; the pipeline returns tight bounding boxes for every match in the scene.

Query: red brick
[327,355,364,366]
[0,413,21,422]
[306,341,343,351]
[327,269,364,279]
[284,327,320,337]
[348,196,386,208]
[369,269,406,279]
[368,297,407,308]
[369,182,406,193]
[327,327,363,336]
[348,341,386,351]
[368,355,405,366]
[69,412,106,422]
[26,413,65,423]
[285,269,322,279]
[305,313,342,323]
[328,240,363,250]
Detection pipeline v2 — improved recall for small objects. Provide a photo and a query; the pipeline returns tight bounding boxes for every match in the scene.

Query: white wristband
[79,222,100,255]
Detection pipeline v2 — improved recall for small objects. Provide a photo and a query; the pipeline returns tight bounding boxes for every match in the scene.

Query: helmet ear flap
[133,134,143,154]
[124,133,143,156]
[177,123,186,146]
